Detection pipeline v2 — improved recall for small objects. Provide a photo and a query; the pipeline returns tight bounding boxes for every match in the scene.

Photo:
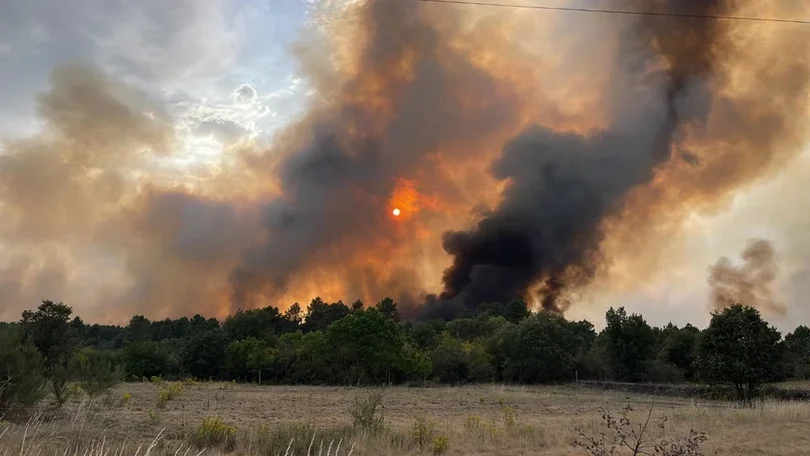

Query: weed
[156,382,184,408]
[411,416,436,449]
[573,401,708,456]
[349,390,384,434]
[501,406,516,429]
[166,383,184,399]
[156,390,169,409]
[431,435,449,455]
[150,376,163,385]
[194,417,237,452]
[121,392,132,406]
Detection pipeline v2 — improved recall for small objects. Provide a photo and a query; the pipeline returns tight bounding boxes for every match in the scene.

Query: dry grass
[1,382,809,455]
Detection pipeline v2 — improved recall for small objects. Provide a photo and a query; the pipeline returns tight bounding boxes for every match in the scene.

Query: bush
[431,435,449,455]
[0,327,46,413]
[349,390,385,433]
[74,347,124,397]
[194,417,237,451]
[49,364,75,406]
[411,417,436,449]
[573,402,707,456]
[155,382,183,408]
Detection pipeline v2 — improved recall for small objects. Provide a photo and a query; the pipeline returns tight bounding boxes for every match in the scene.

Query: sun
[392,208,401,217]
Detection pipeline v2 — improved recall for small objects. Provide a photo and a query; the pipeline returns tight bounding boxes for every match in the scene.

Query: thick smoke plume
[709,239,783,315]
[0,0,809,322]
[425,0,810,318]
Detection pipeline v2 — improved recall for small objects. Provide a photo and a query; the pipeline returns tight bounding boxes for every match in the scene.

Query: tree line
[2,297,809,411]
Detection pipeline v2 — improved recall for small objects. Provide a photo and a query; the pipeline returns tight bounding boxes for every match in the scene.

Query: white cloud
[232,84,258,106]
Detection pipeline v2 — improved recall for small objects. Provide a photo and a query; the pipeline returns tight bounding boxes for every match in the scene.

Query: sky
[0,0,310,142]
[0,0,808,331]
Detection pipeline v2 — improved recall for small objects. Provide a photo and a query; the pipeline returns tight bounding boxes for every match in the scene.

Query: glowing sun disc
[392,208,401,217]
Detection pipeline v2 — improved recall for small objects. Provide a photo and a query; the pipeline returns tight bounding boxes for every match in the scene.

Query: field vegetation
[1,383,810,455]
[2,299,810,454]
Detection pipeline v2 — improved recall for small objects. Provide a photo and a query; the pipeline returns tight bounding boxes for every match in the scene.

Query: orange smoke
[387,178,441,220]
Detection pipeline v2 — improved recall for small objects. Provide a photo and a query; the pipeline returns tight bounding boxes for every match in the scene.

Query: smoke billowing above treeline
[709,238,783,315]
[0,0,808,323]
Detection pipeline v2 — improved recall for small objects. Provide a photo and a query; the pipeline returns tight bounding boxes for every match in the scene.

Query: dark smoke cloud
[424,1,729,318]
[709,238,783,315]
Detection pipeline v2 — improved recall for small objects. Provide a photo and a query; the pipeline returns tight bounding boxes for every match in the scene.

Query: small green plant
[501,406,516,429]
[349,390,385,434]
[121,392,132,406]
[166,382,184,399]
[147,409,159,423]
[464,415,484,432]
[182,377,197,386]
[411,417,436,449]
[156,390,170,409]
[150,376,163,385]
[156,382,183,408]
[431,435,449,455]
[194,417,237,451]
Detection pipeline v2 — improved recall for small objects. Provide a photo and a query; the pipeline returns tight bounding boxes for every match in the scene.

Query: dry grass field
[2,382,809,456]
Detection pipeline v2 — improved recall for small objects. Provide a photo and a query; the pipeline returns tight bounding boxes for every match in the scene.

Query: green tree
[73,347,124,398]
[223,307,282,343]
[431,336,469,384]
[302,298,350,333]
[182,329,227,380]
[226,337,275,384]
[122,340,172,379]
[290,331,331,383]
[404,321,442,352]
[657,324,700,381]
[0,326,46,413]
[602,307,656,382]
[125,315,152,342]
[446,316,507,342]
[475,300,531,323]
[695,304,783,402]
[784,325,810,379]
[20,300,78,405]
[374,297,400,322]
[495,313,582,383]
[326,308,407,384]
[284,303,304,328]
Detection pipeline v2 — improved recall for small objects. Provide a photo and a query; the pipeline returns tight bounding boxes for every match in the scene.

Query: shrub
[194,417,237,451]
[155,383,183,409]
[349,390,384,434]
[166,382,183,399]
[156,390,169,409]
[49,364,76,406]
[573,402,707,456]
[411,417,436,449]
[0,326,46,413]
[74,348,124,398]
[432,435,449,455]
